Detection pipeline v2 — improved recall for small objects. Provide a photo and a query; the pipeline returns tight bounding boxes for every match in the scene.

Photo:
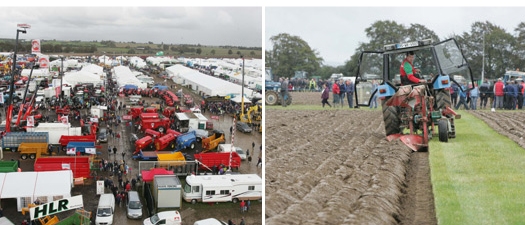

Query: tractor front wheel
[438,119,449,142]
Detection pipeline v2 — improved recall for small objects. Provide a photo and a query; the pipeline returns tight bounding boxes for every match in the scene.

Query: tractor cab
[353,38,475,151]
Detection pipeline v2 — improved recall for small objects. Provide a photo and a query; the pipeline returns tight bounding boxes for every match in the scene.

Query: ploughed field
[265,92,436,225]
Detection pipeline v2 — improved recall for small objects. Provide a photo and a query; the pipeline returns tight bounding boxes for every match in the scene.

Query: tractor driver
[400,51,425,85]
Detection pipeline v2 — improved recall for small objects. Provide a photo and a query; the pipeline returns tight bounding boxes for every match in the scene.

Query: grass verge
[429,112,525,225]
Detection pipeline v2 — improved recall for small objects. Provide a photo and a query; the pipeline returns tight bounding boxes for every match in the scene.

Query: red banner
[31,39,41,54]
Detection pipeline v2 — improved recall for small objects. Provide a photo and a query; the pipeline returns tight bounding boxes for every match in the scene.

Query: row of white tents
[166,64,259,100]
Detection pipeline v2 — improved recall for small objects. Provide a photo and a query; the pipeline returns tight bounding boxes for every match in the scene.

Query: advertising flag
[31,39,41,54]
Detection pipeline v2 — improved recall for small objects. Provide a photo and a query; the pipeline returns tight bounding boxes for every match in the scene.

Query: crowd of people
[452,77,525,111]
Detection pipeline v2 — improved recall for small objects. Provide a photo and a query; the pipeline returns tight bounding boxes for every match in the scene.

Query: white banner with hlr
[30,195,84,220]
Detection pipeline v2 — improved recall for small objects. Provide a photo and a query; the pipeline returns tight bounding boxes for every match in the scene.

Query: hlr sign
[30,195,83,220]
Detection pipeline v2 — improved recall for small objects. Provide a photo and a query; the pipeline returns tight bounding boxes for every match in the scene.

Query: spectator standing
[332,80,340,107]
[256,156,262,167]
[345,79,354,108]
[493,78,505,110]
[479,79,490,109]
[469,83,479,110]
[338,79,346,107]
[280,77,289,107]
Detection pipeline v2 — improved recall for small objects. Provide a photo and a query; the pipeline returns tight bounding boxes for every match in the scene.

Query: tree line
[266,20,525,81]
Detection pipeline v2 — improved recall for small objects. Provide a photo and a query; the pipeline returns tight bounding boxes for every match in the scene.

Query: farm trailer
[1,132,48,152]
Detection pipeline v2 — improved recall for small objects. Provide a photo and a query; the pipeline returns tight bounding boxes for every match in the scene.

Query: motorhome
[182,174,262,204]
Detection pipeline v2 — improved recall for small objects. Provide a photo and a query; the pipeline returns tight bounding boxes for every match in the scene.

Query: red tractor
[354,38,472,151]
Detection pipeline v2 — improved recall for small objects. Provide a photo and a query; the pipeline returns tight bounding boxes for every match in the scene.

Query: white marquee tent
[0,170,73,211]
[63,70,104,86]
[166,64,256,98]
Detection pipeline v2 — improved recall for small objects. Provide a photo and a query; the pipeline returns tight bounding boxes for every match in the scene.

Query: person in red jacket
[332,80,340,107]
[493,78,505,109]
[400,51,425,85]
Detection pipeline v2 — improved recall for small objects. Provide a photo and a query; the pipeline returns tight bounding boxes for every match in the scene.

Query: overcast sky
[0,7,262,47]
[266,7,525,67]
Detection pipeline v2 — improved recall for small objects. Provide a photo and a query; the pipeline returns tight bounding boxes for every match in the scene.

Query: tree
[342,20,439,79]
[228,49,233,55]
[250,51,255,56]
[266,33,323,79]
[210,49,216,55]
[196,48,202,55]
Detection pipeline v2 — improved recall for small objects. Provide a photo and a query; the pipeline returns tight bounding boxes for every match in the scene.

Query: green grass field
[430,112,525,225]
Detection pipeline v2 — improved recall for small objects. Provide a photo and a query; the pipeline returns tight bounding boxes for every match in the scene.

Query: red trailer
[194,152,241,171]
[59,134,96,149]
[33,156,91,178]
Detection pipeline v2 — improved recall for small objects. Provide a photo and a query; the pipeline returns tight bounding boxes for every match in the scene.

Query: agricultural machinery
[265,67,292,106]
[353,38,474,151]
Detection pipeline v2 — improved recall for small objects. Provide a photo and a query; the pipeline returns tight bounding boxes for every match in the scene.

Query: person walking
[321,84,331,108]
[240,200,246,213]
[113,146,117,155]
[455,83,469,110]
[256,156,262,167]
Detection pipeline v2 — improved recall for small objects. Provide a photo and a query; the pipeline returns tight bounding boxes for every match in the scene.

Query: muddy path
[265,94,436,225]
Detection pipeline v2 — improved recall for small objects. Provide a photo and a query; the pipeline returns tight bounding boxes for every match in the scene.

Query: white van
[96,193,115,225]
[217,144,242,153]
[194,218,228,225]
[127,191,143,219]
[143,210,182,225]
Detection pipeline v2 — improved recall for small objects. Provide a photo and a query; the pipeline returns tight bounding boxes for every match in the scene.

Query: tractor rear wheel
[265,91,279,106]
[438,119,449,142]
[382,100,401,136]
[436,89,452,110]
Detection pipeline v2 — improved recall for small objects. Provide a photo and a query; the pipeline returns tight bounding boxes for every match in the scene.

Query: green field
[430,112,525,225]
[0,39,262,59]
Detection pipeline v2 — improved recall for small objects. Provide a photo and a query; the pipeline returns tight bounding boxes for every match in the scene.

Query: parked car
[129,133,139,143]
[188,127,209,142]
[143,210,181,225]
[98,128,108,143]
[236,122,252,133]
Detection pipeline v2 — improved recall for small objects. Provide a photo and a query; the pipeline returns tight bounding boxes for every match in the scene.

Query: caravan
[182,174,262,204]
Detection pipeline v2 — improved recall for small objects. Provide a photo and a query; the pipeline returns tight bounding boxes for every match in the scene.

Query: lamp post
[481,32,485,82]
[8,26,28,107]
[241,56,245,118]
[59,56,64,106]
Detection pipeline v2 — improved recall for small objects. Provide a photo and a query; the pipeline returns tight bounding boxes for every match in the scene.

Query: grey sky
[266,7,525,67]
[0,7,262,47]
